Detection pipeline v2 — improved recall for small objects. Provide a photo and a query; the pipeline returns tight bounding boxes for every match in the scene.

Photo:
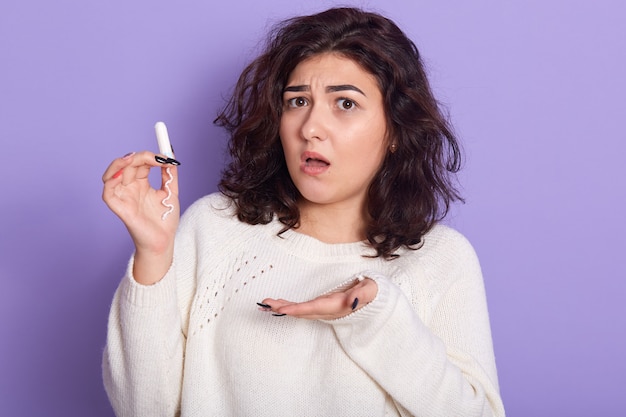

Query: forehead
[286,53,380,90]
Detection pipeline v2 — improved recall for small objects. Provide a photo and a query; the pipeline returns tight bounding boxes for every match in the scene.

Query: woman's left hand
[260,277,378,320]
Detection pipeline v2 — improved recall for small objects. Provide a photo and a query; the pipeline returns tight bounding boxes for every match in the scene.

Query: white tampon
[154,121,175,220]
[155,121,174,158]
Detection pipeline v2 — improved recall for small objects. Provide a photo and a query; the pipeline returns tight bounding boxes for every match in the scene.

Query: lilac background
[1,0,624,415]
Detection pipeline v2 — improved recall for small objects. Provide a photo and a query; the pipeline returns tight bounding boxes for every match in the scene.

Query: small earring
[390,143,398,153]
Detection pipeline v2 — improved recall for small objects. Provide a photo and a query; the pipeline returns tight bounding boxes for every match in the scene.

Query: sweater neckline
[270,224,378,261]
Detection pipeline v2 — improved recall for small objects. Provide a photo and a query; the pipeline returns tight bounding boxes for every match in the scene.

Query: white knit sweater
[103,193,505,417]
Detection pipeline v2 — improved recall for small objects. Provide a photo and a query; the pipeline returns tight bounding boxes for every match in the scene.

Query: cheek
[279,119,295,147]
[348,124,387,161]
[279,133,298,172]
[353,138,388,178]
[278,124,290,153]
[363,146,386,172]
[279,132,292,154]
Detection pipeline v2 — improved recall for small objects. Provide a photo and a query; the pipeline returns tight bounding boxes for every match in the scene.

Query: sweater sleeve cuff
[121,254,178,309]
[321,270,404,346]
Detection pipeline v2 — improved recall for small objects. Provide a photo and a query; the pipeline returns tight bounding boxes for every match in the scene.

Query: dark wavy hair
[216,7,463,259]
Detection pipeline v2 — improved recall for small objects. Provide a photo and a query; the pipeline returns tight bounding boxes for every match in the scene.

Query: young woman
[102,7,505,417]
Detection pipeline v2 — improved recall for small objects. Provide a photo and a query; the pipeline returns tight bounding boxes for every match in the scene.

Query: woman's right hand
[102,151,180,285]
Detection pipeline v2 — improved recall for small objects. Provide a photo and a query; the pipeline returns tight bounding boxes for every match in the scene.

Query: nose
[300,103,328,142]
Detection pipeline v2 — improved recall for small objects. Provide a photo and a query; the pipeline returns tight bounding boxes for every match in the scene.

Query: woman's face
[279,53,388,212]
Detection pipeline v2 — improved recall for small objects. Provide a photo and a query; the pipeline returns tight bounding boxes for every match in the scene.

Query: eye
[286,97,308,108]
[337,98,356,110]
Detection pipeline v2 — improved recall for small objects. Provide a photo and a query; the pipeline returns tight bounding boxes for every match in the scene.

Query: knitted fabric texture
[103,193,505,417]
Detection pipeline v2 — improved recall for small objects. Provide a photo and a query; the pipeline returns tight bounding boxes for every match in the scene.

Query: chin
[298,193,334,206]
[294,186,332,204]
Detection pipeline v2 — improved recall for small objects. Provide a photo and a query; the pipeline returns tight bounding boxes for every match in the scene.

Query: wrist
[132,246,174,285]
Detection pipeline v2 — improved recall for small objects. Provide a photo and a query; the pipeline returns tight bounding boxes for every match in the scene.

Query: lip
[300,151,329,164]
[300,151,330,176]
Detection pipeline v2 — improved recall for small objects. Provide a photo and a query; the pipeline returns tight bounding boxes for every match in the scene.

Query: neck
[296,199,368,244]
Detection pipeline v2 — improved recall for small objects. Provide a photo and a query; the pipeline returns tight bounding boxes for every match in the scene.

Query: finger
[102,151,164,205]
[102,151,163,184]
[344,278,378,311]
[281,279,378,319]
[275,295,348,318]
[102,153,137,207]
[260,298,296,310]
[115,151,172,186]
[102,152,136,183]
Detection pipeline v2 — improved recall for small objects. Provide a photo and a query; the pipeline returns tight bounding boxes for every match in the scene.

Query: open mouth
[305,157,330,167]
[300,152,330,175]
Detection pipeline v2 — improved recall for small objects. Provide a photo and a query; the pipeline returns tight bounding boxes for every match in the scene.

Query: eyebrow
[283,84,366,96]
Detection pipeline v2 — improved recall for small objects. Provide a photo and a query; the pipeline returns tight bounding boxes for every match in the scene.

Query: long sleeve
[326,230,505,417]
[102,261,185,416]
[102,193,504,416]
[102,200,203,417]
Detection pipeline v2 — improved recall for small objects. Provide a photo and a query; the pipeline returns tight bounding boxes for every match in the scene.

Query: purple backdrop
[1,1,624,416]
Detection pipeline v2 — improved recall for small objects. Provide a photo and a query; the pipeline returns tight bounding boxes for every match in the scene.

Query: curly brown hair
[216,7,463,259]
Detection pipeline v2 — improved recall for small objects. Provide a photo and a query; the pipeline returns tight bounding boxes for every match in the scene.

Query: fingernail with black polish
[351,298,359,310]
[256,302,272,309]
[272,313,287,317]
[166,157,181,166]
[155,155,168,164]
